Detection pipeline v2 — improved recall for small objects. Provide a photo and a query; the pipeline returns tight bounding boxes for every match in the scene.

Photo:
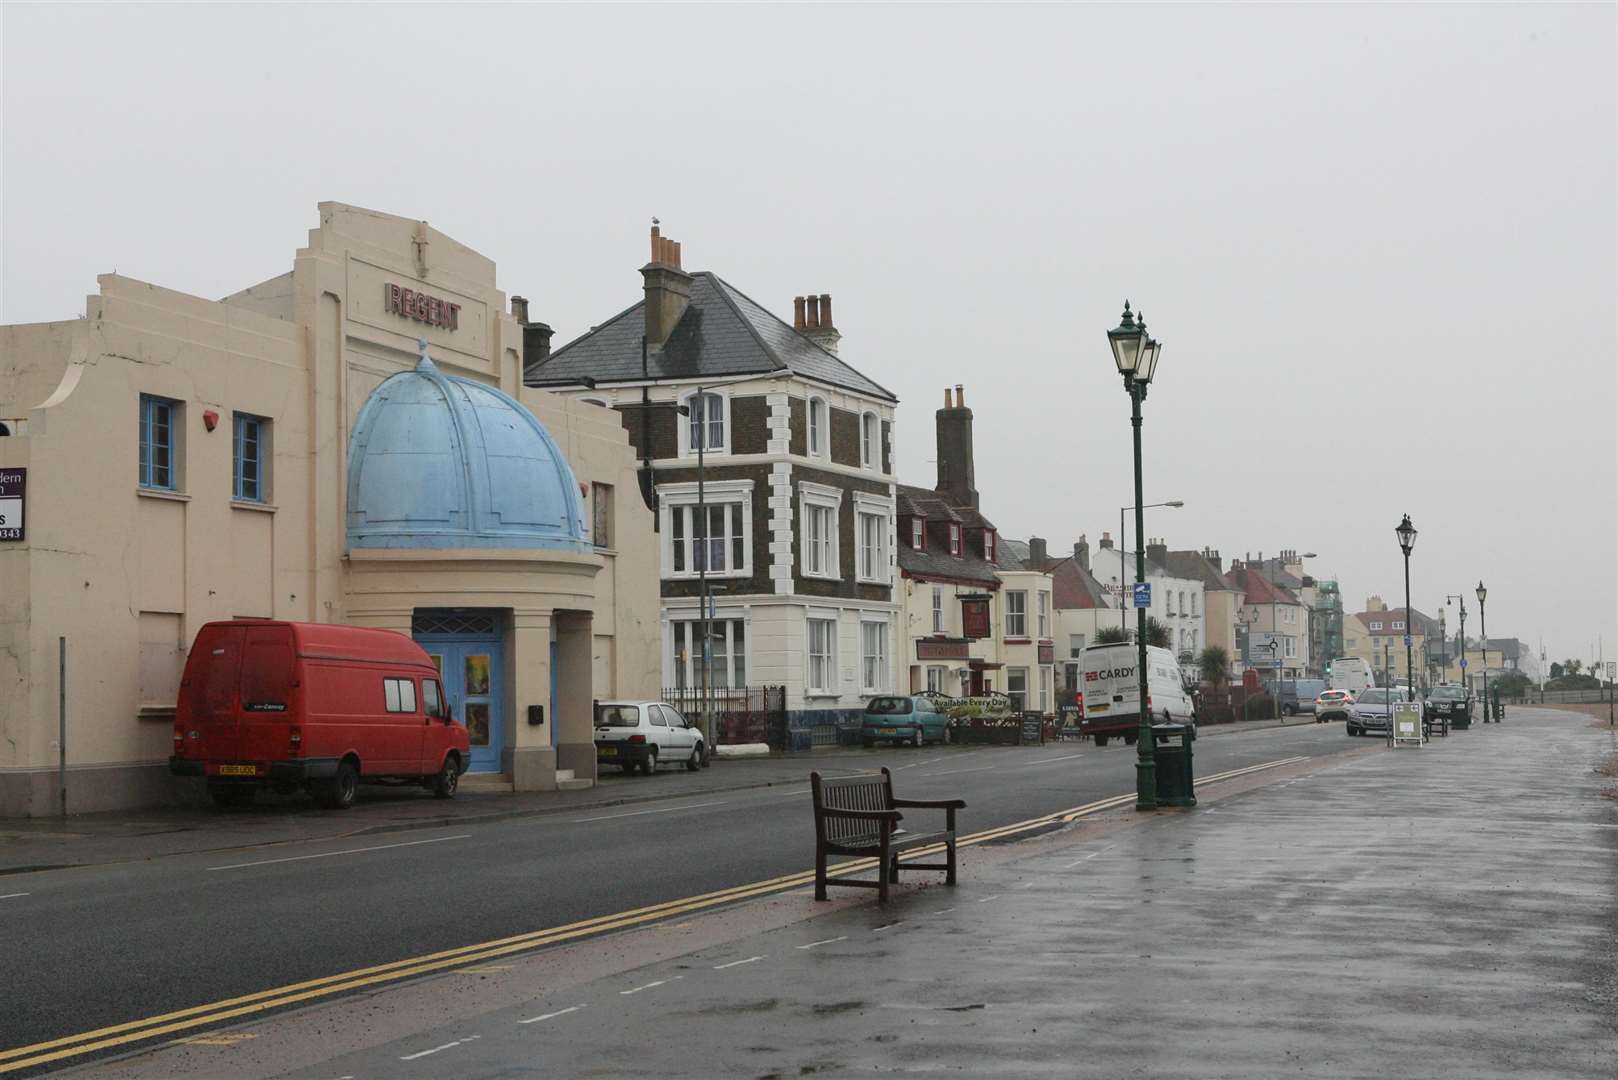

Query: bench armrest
[819,808,902,822]
[891,798,966,810]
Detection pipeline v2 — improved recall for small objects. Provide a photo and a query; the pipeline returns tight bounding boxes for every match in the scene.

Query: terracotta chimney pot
[805,295,821,329]
[794,296,807,329]
[818,294,833,329]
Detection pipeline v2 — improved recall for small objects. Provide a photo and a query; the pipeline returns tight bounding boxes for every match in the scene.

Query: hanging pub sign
[0,467,23,541]
[1038,643,1055,664]
[959,594,992,641]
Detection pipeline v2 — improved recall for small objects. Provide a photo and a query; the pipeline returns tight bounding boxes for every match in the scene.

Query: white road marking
[922,765,998,777]
[0,893,29,900]
[977,894,1001,903]
[573,800,728,823]
[519,1005,586,1024]
[1018,753,1087,767]
[208,834,471,871]
[872,921,904,932]
[933,907,956,914]
[1014,881,1036,889]
[620,976,682,995]
[797,936,848,950]
[399,1035,479,1061]
[714,955,765,969]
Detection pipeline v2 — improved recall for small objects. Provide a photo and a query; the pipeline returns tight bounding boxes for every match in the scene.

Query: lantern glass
[1108,304,1145,376]
[1395,514,1417,554]
[1476,581,1486,604]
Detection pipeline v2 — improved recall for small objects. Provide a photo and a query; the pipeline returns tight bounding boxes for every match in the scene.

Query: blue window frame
[139,394,179,490]
[233,413,266,502]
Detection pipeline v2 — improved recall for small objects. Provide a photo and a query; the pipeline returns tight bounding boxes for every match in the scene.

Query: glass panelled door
[414,611,504,774]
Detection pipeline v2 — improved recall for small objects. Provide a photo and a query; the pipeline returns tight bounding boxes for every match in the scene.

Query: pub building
[0,202,659,816]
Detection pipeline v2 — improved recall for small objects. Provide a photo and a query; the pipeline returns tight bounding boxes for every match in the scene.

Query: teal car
[860,695,950,747]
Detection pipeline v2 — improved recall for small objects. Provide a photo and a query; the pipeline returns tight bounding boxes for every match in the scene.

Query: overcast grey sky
[4,3,1614,668]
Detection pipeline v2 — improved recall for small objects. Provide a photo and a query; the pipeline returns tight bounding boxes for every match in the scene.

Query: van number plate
[218,764,257,777]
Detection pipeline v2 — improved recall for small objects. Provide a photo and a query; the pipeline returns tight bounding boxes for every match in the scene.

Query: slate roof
[1226,566,1300,606]
[525,272,896,401]
[1352,608,1439,636]
[1163,550,1234,592]
[895,483,1000,587]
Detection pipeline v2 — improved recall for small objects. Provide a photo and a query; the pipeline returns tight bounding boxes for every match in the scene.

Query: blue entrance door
[414,612,504,774]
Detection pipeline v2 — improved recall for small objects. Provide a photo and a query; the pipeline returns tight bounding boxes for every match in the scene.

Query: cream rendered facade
[0,202,659,816]
[997,570,1055,715]
[901,577,998,697]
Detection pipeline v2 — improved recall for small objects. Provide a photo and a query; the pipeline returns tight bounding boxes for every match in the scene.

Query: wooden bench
[810,767,966,903]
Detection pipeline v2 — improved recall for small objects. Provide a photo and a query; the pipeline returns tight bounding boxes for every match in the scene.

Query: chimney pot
[954,384,965,407]
[794,296,807,329]
[944,387,953,408]
[672,240,682,269]
[510,295,529,323]
[805,295,820,329]
[650,224,661,262]
[818,294,833,329]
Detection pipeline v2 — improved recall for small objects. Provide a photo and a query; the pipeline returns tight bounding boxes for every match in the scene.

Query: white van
[1327,657,1376,694]
[1078,642,1197,747]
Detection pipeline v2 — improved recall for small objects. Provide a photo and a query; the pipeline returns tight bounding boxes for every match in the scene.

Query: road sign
[1403,635,1412,647]
[1459,659,1468,669]
[1132,582,1151,608]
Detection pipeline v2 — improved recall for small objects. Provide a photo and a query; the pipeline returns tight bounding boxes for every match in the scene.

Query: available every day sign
[0,468,23,541]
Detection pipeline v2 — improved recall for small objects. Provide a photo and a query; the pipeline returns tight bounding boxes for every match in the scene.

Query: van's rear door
[183,623,246,764]
[238,624,297,766]
[1082,644,1139,720]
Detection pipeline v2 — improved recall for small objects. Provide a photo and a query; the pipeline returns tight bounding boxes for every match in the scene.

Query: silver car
[1346,688,1396,737]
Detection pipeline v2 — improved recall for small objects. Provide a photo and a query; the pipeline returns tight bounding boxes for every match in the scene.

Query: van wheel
[431,755,459,799]
[209,783,254,809]
[1123,733,1137,746]
[641,750,657,776]
[317,760,359,809]
[1094,735,1108,747]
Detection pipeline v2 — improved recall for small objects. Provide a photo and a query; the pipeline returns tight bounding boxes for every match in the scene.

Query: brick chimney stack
[1099,532,1114,550]
[1076,534,1091,571]
[795,292,842,355]
[510,295,529,324]
[935,383,978,509]
[1028,537,1047,568]
[642,223,692,346]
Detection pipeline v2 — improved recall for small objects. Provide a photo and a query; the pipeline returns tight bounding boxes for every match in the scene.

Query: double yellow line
[0,754,1306,1073]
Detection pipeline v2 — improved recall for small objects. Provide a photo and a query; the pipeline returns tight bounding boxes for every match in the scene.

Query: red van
[169,620,470,809]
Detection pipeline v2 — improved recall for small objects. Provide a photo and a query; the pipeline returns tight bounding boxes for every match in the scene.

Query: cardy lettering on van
[1088,667,1134,681]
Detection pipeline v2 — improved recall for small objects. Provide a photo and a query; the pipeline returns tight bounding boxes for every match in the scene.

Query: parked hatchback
[860,695,950,747]
[1314,688,1355,723]
[595,701,708,775]
[1347,688,1396,736]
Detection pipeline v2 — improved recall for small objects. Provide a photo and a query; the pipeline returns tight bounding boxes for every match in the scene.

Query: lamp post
[1107,301,1162,811]
[1477,580,1490,722]
[1444,593,1468,697]
[678,386,716,747]
[1439,608,1447,684]
[1118,500,1184,631]
[1395,515,1417,702]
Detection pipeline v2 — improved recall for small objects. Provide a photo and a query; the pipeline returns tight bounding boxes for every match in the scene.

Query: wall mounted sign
[959,595,992,641]
[1038,643,1055,664]
[385,283,461,330]
[0,468,23,541]
[917,639,970,661]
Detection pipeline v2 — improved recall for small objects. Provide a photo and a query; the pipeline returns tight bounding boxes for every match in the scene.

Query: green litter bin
[1152,722,1197,807]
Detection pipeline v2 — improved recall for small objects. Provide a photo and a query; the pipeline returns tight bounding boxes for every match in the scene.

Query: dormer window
[985,530,996,563]
[949,524,962,557]
[911,518,925,550]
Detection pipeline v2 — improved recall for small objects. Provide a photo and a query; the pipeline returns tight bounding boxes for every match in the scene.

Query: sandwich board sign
[1391,701,1423,748]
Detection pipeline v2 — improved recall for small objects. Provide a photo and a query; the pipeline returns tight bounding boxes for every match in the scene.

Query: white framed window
[985,530,996,563]
[1166,591,1175,616]
[1179,591,1186,615]
[1192,593,1199,615]
[1039,667,1050,713]
[678,389,729,456]
[949,524,962,557]
[926,666,948,693]
[932,586,945,633]
[1392,619,1405,630]
[1370,621,1383,631]
[1069,633,1086,658]
[1007,667,1029,712]
[911,518,925,550]
[669,617,748,689]
[1038,592,1050,638]
[860,618,889,693]
[798,482,842,579]
[657,480,753,580]
[854,492,892,585]
[807,396,827,458]
[806,614,838,694]
[860,411,879,470]
[1006,591,1028,638]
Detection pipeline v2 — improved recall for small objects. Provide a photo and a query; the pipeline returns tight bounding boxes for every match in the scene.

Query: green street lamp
[1477,580,1491,721]
[1395,515,1417,703]
[1109,302,1167,811]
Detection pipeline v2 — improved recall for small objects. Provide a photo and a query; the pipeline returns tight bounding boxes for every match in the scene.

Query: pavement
[0,712,1318,874]
[58,706,1618,1079]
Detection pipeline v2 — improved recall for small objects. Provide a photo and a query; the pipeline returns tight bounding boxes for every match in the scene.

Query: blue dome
[346,344,590,552]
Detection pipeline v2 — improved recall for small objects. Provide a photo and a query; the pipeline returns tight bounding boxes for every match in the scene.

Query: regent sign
[385,283,461,330]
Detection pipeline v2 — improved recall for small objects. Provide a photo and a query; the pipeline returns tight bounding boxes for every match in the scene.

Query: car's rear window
[1358,690,1390,704]
[866,697,913,715]
[597,705,640,727]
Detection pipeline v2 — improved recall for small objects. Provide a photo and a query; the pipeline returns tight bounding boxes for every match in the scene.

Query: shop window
[139,394,182,491]
[233,413,270,502]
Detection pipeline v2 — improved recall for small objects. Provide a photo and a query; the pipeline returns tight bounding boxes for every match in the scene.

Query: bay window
[1006,590,1028,638]
[1037,592,1050,638]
